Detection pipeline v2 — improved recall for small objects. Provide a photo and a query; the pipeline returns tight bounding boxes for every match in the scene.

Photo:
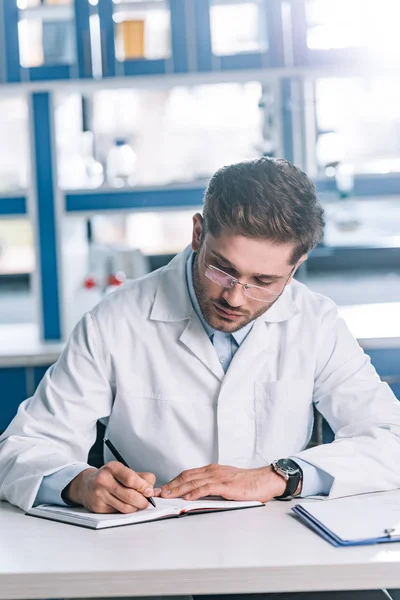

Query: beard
[192,252,273,333]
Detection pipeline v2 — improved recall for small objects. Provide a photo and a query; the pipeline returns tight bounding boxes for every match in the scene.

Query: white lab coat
[1,246,400,511]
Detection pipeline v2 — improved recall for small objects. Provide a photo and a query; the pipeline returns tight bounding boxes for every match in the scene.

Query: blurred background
[1,0,400,436]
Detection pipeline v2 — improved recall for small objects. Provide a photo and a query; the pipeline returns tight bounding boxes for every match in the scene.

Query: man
[1,158,399,600]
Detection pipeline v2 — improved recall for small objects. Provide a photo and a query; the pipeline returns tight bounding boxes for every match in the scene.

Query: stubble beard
[192,252,272,333]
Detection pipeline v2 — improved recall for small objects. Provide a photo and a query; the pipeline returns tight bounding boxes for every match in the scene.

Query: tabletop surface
[2,496,400,599]
[0,302,399,366]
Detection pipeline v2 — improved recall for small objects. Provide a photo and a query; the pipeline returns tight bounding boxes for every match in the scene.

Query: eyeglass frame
[202,242,298,303]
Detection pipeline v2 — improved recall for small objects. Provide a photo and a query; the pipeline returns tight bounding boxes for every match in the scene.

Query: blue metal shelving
[0,0,399,346]
[65,185,205,213]
[1,0,92,83]
[31,92,61,341]
[193,0,284,72]
[98,0,190,77]
[0,195,27,216]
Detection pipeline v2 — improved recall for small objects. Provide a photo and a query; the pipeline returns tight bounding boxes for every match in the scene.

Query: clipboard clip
[384,528,400,539]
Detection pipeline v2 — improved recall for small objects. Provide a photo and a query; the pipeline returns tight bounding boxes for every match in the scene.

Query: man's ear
[192,213,203,252]
[287,254,308,284]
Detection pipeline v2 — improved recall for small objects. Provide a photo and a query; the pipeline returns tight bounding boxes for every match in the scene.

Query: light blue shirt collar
[185,250,254,345]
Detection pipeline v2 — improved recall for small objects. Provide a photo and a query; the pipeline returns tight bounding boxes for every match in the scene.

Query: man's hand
[160,464,287,502]
[63,462,158,513]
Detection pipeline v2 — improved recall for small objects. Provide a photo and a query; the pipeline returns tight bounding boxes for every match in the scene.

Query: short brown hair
[202,157,324,264]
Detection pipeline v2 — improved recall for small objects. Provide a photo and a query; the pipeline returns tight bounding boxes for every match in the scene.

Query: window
[210,0,268,56]
[315,78,400,174]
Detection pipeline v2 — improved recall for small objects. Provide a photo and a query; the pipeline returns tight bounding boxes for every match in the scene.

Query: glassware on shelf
[18,18,44,67]
[106,139,137,187]
[42,19,75,64]
[45,0,72,5]
[17,0,75,68]
[113,2,171,61]
[80,131,104,189]
[117,19,145,59]
[0,97,29,192]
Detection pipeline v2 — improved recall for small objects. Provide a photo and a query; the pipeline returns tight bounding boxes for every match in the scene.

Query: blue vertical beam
[74,0,92,78]
[1,0,21,82]
[98,0,116,77]
[170,0,189,73]
[31,93,61,341]
[193,0,212,72]
[0,0,5,82]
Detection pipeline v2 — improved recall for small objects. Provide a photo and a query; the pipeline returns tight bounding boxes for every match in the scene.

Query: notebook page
[179,498,263,513]
[32,502,177,524]
[298,489,400,541]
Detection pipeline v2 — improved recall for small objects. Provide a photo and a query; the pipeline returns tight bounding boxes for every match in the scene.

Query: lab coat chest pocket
[254,379,313,463]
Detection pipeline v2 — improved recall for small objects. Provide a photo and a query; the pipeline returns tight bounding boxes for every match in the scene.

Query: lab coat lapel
[150,247,224,381]
[221,284,300,387]
[180,318,224,380]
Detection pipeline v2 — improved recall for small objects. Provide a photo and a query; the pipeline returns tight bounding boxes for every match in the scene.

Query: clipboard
[292,489,400,547]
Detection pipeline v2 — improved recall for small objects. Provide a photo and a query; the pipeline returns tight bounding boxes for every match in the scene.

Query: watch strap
[273,459,303,499]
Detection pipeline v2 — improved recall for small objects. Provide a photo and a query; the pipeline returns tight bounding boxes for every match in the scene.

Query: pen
[104,438,156,508]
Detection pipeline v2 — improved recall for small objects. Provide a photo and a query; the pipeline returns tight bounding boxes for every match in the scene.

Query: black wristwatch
[271,458,303,499]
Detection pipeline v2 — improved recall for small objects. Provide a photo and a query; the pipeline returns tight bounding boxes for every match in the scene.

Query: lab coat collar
[150,246,225,380]
[150,245,195,322]
[150,245,300,325]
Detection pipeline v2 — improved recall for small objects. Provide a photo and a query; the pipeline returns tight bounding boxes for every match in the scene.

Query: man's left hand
[160,464,286,502]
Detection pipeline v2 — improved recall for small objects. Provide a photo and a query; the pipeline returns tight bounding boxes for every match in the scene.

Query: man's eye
[256,280,273,287]
[217,263,234,273]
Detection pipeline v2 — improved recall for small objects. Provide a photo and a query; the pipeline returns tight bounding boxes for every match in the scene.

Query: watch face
[277,458,300,475]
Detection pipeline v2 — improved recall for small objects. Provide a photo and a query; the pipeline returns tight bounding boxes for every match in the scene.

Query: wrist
[62,467,96,505]
[259,466,287,501]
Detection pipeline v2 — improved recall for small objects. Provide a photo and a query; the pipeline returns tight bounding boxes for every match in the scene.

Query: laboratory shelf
[64,184,206,214]
[0,195,27,216]
[63,173,400,217]
[2,0,92,83]
[315,173,400,197]
[18,4,74,22]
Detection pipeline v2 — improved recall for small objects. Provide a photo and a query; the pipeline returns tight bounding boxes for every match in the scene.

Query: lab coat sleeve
[291,458,333,496]
[34,464,91,507]
[293,305,400,499]
[0,312,113,511]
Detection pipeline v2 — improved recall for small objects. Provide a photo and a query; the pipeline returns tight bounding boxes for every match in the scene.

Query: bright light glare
[210,2,265,56]
[306,0,400,59]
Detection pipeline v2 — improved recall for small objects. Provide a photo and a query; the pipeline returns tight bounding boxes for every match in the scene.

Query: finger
[161,478,213,498]
[167,467,210,486]
[162,468,210,494]
[138,472,157,487]
[107,462,154,496]
[104,490,142,514]
[85,498,119,514]
[110,482,150,510]
[183,483,226,501]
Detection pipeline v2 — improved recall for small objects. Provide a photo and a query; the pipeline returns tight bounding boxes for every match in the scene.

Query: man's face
[191,215,304,333]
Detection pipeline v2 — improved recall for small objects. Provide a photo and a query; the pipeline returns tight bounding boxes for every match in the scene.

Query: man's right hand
[63,462,157,513]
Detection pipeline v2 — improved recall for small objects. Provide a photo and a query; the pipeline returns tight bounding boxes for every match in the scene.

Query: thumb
[138,472,157,487]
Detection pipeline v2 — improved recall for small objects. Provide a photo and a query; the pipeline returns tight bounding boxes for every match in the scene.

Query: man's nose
[221,283,245,307]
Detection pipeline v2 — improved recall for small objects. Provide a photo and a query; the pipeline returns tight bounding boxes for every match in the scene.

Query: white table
[2,498,400,600]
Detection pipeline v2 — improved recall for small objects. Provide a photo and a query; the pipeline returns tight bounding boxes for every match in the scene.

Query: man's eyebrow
[210,249,285,280]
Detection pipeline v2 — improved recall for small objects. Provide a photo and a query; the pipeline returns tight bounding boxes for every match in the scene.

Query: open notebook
[27,497,263,530]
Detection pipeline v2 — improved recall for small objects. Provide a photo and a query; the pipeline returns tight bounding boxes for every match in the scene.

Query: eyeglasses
[203,244,295,303]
